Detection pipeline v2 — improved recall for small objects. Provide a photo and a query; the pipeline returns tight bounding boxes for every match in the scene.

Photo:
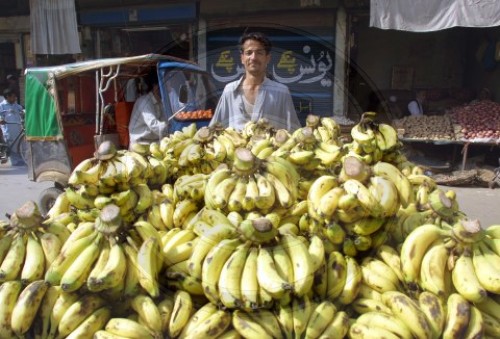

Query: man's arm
[408,101,421,115]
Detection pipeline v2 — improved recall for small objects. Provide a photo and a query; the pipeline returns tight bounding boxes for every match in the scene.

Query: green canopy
[24,72,60,140]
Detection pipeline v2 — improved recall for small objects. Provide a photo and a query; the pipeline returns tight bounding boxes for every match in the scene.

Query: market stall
[393,100,500,185]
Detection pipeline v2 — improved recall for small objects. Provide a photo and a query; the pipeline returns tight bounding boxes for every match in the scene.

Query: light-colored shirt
[0,100,23,141]
[128,92,168,146]
[210,77,301,131]
[408,100,424,116]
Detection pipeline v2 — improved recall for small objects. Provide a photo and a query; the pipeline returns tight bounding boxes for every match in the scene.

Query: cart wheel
[38,186,64,216]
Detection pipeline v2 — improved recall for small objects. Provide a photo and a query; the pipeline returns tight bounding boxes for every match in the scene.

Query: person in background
[0,89,25,166]
[407,90,426,116]
[6,74,20,104]
[210,32,301,131]
[128,70,168,149]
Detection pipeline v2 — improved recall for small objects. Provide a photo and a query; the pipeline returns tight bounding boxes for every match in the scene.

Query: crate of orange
[174,109,213,122]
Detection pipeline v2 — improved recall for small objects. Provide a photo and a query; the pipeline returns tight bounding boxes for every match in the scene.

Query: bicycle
[0,114,29,165]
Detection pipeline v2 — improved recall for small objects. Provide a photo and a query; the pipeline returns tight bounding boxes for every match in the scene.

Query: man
[128,70,169,149]
[6,74,20,103]
[0,89,25,166]
[210,32,301,131]
[407,90,426,116]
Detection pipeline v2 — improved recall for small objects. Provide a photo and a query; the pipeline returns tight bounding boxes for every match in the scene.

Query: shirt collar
[233,76,270,92]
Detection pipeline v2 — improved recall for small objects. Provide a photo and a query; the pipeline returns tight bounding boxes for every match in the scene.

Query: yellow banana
[418,291,446,339]
[132,183,153,214]
[178,301,217,338]
[95,238,127,291]
[0,233,27,282]
[304,300,337,339]
[472,241,500,294]
[254,172,276,210]
[280,234,314,297]
[240,247,259,311]
[60,233,103,292]
[372,161,413,207]
[105,318,154,339]
[256,246,292,299]
[11,280,49,336]
[443,293,471,339]
[326,251,347,300]
[319,311,350,339]
[338,255,363,305]
[227,177,247,212]
[65,306,111,339]
[351,298,392,315]
[382,291,433,339]
[39,232,63,270]
[292,295,314,339]
[452,249,487,302]
[400,224,448,287]
[233,310,272,339]
[349,322,400,339]
[21,232,45,283]
[356,311,413,339]
[57,294,106,338]
[185,309,232,339]
[168,290,193,338]
[32,285,60,339]
[218,241,250,309]
[248,309,282,338]
[307,175,338,220]
[201,238,241,304]
[137,236,162,298]
[264,171,293,208]
[0,280,23,336]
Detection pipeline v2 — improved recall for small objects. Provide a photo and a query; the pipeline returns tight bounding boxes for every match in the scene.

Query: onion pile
[448,100,500,141]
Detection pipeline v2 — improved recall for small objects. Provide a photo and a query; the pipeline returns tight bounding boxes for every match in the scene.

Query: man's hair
[143,68,159,91]
[3,88,14,97]
[239,32,272,54]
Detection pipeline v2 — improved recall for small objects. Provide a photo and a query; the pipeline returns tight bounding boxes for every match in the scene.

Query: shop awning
[370,0,500,32]
[30,0,81,54]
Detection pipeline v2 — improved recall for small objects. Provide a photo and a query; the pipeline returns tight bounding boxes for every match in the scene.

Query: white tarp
[370,0,500,32]
[30,0,81,54]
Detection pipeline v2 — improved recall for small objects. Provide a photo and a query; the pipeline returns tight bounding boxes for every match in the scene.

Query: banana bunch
[475,295,500,338]
[0,202,67,285]
[194,232,315,310]
[204,150,299,212]
[0,280,48,337]
[310,251,361,305]
[347,112,400,164]
[98,292,195,338]
[399,223,452,290]
[233,297,349,339]
[34,290,110,339]
[68,143,153,188]
[272,125,344,172]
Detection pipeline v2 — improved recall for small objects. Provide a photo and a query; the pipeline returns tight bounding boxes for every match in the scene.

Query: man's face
[240,39,271,76]
[5,94,16,104]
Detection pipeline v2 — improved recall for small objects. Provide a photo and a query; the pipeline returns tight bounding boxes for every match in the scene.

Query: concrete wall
[352,16,466,92]
[463,26,500,102]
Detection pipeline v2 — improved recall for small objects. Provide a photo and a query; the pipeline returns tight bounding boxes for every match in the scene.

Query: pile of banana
[0,113,499,338]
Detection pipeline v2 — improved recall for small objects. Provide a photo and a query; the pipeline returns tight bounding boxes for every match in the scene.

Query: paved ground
[1,161,499,227]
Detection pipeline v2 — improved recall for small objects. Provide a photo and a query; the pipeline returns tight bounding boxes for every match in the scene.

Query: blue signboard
[206,27,336,125]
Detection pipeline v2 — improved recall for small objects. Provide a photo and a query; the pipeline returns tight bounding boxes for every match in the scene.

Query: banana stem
[11,200,43,230]
[274,129,290,146]
[194,126,213,143]
[95,204,123,235]
[297,126,316,146]
[95,140,117,160]
[306,114,320,128]
[233,148,256,173]
[343,156,371,182]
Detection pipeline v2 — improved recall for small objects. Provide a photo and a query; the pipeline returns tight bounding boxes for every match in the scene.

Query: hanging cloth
[30,0,81,54]
[370,0,500,32]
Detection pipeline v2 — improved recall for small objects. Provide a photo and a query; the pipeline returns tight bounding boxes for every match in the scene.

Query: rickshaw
[24,54,219,213]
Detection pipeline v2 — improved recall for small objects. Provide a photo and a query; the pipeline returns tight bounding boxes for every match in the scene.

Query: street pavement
[1,162,499,227]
